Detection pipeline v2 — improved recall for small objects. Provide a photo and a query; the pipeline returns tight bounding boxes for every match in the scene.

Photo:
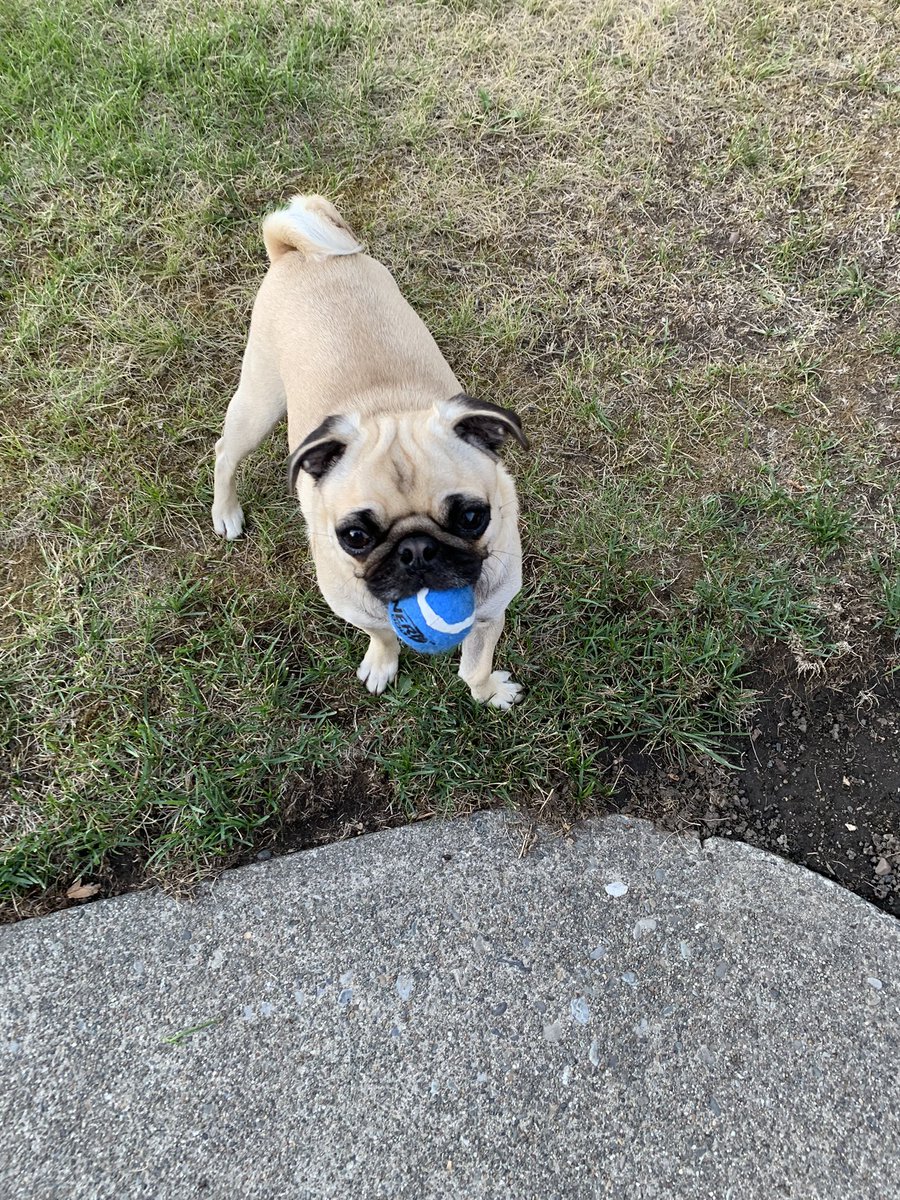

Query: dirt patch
[239,763,407,861]
[620,656,900,918]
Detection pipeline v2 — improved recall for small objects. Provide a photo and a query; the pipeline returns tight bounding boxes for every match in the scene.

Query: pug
[211,195,526,708]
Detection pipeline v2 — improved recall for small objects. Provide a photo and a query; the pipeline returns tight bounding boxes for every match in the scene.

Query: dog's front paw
[212,503,245,540]
[470,670,523,710]
[357,647,399,696]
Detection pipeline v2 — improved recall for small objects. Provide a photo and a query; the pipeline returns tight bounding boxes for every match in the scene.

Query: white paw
[471,670,523,710]
[212,503,245,540]
[357,650,399,696]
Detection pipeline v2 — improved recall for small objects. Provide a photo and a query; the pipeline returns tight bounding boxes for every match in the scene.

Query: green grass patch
[2,0,898,907]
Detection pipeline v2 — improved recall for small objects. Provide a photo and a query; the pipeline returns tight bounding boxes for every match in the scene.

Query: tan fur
[211,196,524,707]
[261,194,362,264]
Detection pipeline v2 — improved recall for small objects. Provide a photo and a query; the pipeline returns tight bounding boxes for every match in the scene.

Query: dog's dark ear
[287,415,354,491]
[449,394,528,456]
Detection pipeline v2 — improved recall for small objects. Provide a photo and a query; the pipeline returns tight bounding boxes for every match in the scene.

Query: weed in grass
[772,228,827,275]
[472,88,542,134]
[789,494,854,556]
[727,126,769,171]
[876,331,900,358]
[870,558,900,631]
[882,577,900,631]
[828,262,891,313]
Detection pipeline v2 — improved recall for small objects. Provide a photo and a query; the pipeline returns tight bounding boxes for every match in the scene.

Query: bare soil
[621,656,900,919]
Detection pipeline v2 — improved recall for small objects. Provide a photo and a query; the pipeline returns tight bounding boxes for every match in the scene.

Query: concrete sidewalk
[2,813,898,1199]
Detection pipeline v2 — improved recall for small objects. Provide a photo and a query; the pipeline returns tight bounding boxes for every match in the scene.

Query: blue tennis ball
[388,586,476,655]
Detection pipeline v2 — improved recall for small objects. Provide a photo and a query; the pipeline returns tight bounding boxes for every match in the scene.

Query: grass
[161,1017,224,1046]
[1,0,898,913]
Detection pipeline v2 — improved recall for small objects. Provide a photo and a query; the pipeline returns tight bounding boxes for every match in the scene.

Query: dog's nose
[396,535,439,571]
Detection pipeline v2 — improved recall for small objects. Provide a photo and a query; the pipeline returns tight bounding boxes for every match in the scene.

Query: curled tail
[262,194,363,264]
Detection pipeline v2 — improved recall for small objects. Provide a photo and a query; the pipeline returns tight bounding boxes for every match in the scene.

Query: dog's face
[288,395,526,605]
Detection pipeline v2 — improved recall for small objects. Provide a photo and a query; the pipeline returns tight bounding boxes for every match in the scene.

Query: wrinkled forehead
[325,415,496,520]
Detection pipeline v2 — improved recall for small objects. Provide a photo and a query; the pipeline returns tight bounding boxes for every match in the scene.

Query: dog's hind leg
[211,341,286,539]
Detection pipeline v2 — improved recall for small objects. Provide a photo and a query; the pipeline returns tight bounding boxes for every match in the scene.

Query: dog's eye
[454,505,490,539]
[338,526,374,555]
